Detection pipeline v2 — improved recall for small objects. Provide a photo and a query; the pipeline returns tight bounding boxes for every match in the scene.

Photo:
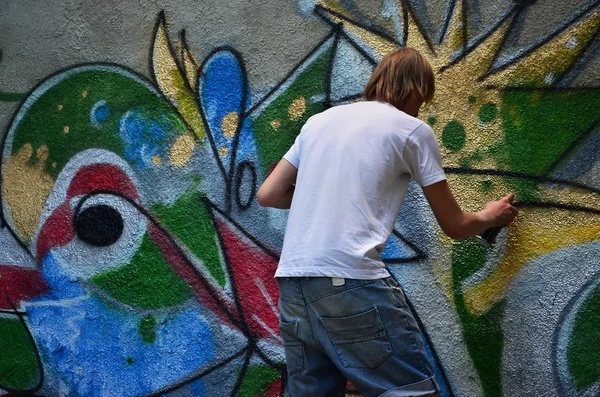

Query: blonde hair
[364,47,435,108]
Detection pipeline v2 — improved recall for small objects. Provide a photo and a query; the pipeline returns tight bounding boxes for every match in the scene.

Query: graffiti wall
[1,0,599,396]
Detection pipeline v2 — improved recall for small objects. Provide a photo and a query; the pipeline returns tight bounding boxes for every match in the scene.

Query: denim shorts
[277,276,439,397]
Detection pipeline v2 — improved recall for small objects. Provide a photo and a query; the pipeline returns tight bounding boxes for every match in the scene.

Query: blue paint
[199,50,258,169]
[118,111,171,168]
[90,100,110,126]
[25,254,216,396]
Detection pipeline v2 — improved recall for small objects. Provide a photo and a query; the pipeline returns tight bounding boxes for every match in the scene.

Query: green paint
[427,116,437,126]
[126,357,135,365]
[139,316,157,344]
[9,67,185,178]
[0,317,41,391]
[91,234,192,309]
[236,365,280,397]
[451,239,505,397]
[442,120,466,151]
[469,96,477,104]
[500,89,600,199]
[253,48,332,173]
[152,191,226,287]
[479,103,498,123]
[567,284,600,391]
[480,180,494,192]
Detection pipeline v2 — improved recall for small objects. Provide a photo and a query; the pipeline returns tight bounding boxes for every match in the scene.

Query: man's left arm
[257,159,298,209]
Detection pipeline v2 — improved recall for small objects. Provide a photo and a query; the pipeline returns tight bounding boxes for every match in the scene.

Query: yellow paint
[152,155,162,166]
[319,0,511,168]
[463,208,600,315]
[57,104,63,111]
[63,126,69,134]
[270,119,281,130]
[2,144,55,242]
[486,7,600,87]
[288,97,307,121]
[177,38,200,91]
[221,112,239,139]
[82,90,88,98]
[218,146,229,157]
[152,14,206,141]
[169,134,195,166]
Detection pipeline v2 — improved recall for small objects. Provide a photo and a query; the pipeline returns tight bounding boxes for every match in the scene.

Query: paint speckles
[566,37,579,49]
[63,126,70,134]
[139,316,157,344]
[170,134,195,166]
[288,97,306,121]
[119,111,175,168]
[126,357,134,365]
[90,100,110,127]
[218,146,229,157]
[270,119,281,131]
[2,143,54,241]
[221,111,239,139]
[442,120,466,151]
[478,103,498,124]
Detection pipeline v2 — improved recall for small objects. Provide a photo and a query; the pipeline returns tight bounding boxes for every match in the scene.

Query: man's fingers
[502,193,515,203]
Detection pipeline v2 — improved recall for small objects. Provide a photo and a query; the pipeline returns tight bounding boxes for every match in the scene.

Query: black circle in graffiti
[235,160,257,211]
[74,204,124,247]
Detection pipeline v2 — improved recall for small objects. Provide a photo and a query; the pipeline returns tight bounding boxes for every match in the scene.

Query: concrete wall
[1,0,599,396]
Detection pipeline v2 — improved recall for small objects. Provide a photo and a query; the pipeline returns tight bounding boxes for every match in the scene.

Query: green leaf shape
[91,234,192,309]
[452,239,504,397]
[567,283,600,391]
[253,48,332,174]
[152,191,226,287]
[0,317,41,391]
[236,365,280,397]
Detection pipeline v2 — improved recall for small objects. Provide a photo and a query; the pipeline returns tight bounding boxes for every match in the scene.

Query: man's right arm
[421,180,518,240]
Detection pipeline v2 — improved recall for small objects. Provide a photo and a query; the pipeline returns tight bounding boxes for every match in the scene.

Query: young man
[257,48,517,397]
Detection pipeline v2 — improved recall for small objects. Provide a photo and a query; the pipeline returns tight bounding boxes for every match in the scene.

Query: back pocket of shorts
[319,307,393,369]
[280,320,304,375]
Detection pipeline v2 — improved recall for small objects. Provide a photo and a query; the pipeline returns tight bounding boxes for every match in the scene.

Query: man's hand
[257,159,298,209]
[481,193,518,228]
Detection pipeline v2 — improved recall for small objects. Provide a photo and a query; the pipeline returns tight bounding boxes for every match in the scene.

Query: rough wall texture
[1,0,599,396]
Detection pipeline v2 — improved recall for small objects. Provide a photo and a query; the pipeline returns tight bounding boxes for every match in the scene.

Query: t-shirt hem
[275,267,391,280]
[282,153,299,169]
[419,171,446,187]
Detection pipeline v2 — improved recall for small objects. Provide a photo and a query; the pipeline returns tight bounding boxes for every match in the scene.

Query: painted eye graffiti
[74,204,124,247]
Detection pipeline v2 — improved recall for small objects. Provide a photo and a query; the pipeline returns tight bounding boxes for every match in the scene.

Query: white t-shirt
[275,101,446,279]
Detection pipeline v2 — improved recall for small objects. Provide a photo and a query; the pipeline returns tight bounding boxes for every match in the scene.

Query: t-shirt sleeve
[402,123,446,186]
[283,115,316,169]
[283,134,301,169]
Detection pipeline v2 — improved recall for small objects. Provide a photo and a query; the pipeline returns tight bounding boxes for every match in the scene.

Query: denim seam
[298,282,322,351]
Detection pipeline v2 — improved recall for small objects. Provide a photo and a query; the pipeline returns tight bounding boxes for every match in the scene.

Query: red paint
[147,223,241,328]
[36,203,75,265]
[67,163,138,200]
[0,265,47,309]
[264,378,282,397]
[214,213,281,339]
